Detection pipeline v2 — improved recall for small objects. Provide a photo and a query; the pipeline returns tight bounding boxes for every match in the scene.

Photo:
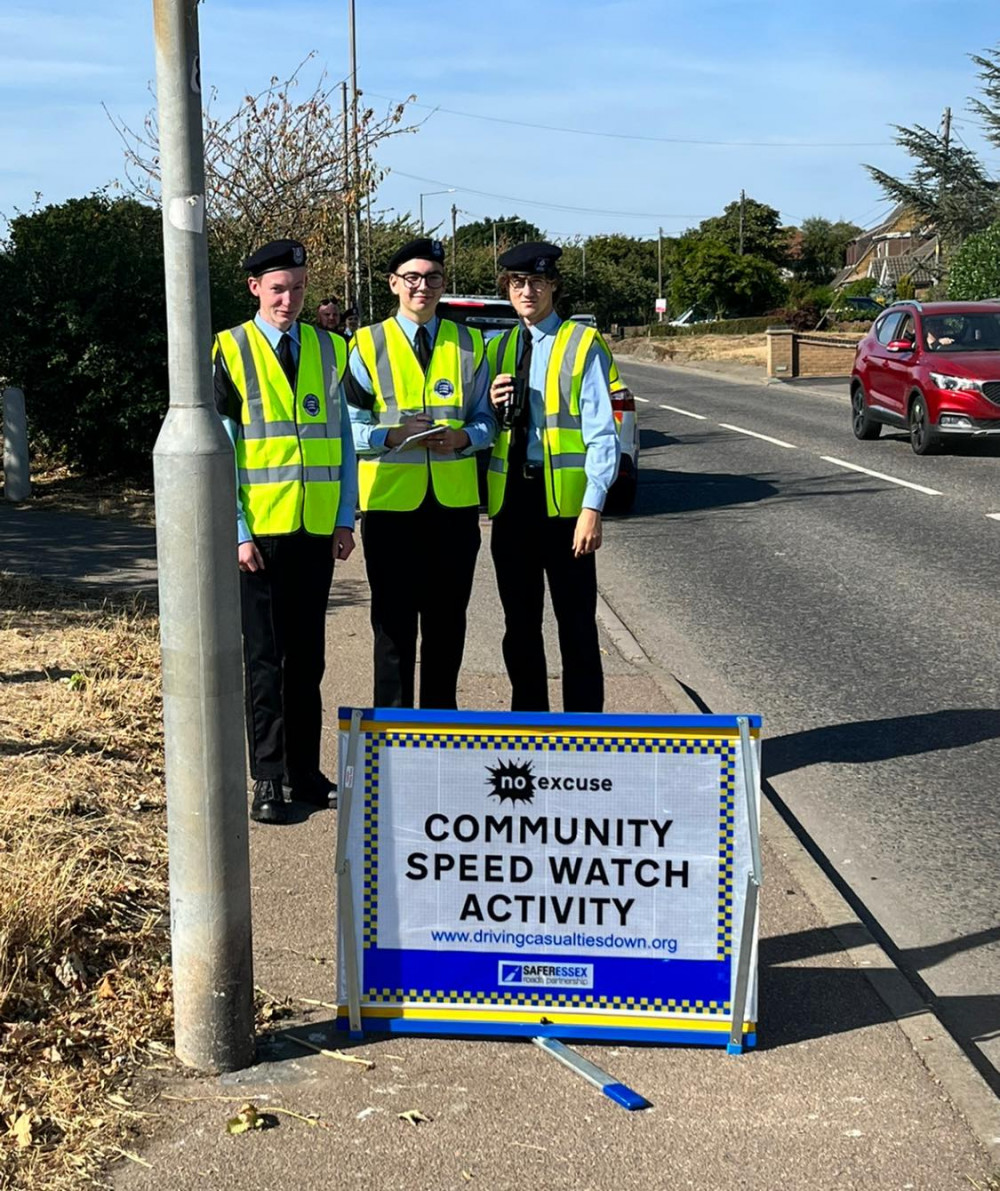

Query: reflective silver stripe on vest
[488,456,506,474]
[428,404,464,421]
[368,323,400,422]
[315,330,344,438]
[455,323,476,411]
[230,325,269,438]
[548,453,587,470]
[545,324,589,431]
[239,465,342,485]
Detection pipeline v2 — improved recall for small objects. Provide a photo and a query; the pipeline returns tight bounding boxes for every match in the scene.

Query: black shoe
[289,770,337,809]
[250,778,287,824]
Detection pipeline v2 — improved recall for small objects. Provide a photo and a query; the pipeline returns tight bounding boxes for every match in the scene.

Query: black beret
[497,241,562,274]
[386,238,446,274]
[244,239,307,276]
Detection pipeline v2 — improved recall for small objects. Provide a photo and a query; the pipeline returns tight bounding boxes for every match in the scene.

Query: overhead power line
[390,169,705,220]
[368,91,895,149]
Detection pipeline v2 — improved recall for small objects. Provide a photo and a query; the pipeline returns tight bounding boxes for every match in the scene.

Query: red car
[850,300,1000,454]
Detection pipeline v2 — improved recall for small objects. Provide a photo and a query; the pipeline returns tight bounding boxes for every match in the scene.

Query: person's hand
[385,413,436,449]
[572,509,602,557]
[238,540,264,572]
[489,373,515,409]
[427,427,470,454]
[333,527,355,562]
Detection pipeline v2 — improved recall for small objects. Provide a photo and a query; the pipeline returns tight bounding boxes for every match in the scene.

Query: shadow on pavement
[765,709,1000,779]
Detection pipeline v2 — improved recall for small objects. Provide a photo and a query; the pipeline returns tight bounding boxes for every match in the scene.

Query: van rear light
[611,388,635,412]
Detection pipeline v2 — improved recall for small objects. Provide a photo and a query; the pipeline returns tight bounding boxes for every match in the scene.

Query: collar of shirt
[521,310,561,345]
[394,313,439,347]
[253,314,300,352]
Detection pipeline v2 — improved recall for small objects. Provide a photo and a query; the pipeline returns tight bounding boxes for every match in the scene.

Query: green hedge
[638,316,777,338]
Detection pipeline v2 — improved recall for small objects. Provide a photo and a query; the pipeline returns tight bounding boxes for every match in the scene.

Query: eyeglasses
[394,271,446,290]
[508,275,551,291]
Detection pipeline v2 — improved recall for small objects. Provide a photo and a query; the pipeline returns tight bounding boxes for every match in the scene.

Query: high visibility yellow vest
[214,321,346,536]
[485,321,595,518]
[355,318,484,512]
[595,332,626,394]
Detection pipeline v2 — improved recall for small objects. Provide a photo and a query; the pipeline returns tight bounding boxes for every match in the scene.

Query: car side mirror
[886,339,915,352]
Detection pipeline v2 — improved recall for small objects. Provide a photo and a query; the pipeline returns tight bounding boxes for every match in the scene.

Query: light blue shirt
[347,313,496,455]
[520,311,620,512]
[221,314,358,542]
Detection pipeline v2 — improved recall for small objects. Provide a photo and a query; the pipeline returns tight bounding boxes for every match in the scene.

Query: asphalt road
[601,359,1000,1085]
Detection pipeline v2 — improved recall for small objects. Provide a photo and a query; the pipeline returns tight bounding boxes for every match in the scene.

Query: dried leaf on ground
[397,1109,431,1127]
[226,1103,266,1135]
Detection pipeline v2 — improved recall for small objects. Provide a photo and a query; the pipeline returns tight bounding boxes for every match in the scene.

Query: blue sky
[1,0,998,241]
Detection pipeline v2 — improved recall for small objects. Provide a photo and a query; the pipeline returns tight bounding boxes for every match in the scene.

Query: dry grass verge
[615,332,769,371]
[0,574,170,1189]
[19,462,154,527]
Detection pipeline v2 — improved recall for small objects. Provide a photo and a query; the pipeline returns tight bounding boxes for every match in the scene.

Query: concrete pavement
[1,499,998,1190]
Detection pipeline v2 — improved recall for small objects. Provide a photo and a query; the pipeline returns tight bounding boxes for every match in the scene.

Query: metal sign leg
[336,709,364,1037]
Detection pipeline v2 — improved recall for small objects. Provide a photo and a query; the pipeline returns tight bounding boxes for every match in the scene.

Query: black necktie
[509,328,533,467]
[277,332,296,388]
[414,325,432,372]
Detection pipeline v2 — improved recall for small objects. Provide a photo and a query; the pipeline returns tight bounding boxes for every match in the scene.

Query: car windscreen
[922,312,1000,351]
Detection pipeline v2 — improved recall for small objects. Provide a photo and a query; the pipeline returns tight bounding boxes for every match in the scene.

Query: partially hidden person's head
[316,295,341,331]
[385,238,447,323]
[343,306,360,332]
[244,239,307,332]
[497,242,562,324]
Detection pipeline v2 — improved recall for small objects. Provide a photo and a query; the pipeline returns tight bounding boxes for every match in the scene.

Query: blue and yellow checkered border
[362,986,731,1014]
[360,730,738,966]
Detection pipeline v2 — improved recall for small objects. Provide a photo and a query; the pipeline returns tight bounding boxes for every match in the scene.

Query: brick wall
[766,329,861,378]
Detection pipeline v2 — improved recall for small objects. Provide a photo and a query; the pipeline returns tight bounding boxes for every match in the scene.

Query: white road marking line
[634,395,650,403]
[659,403,707,420]
[987,513,1000,521]
[820,456,943,496]
[718,423,798,449]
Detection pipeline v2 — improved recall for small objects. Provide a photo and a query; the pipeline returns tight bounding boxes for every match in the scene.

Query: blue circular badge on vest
[303,394,321,416]
[433,379,455,398]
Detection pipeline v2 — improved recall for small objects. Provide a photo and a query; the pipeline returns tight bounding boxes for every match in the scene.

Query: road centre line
[821,456,943,496]
[718,423,798,449]
[659,403,707,420]
[633,395,650,403]
[987,513,1000,521]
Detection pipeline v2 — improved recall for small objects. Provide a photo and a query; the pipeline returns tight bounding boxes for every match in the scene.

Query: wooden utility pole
[340,81,352,306]
[348,0,362,315]
[451,204,458,291]
[738,189,746,256]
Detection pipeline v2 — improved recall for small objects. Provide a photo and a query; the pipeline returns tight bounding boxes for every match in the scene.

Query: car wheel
[851,383,881,440]
[605,472,637,515]
[909,394,938,455]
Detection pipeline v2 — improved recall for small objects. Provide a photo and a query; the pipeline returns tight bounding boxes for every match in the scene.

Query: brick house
[832,204,940,292]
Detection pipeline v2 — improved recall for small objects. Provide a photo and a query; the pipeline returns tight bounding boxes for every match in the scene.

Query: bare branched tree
[107,54,417,297]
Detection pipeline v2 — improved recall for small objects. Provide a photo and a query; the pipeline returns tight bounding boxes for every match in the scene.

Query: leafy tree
[843,277,878,297]
[109,56,414,308]
[455,214,544,251]
[793,216,862,283]
[864,125,998,251]
[694,197,790,265]
[0,196,170,476]
[947,219,1000,299]
[560,234,659,327]
[667,238,786,318]
[969,43,1000,150]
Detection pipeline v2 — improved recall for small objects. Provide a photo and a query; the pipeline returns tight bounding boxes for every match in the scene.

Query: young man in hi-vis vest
[214,239,357,825]
[486,242,619,713]
[346,237,496,709]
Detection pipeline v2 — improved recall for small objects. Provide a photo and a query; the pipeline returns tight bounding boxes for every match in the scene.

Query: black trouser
[490,468,604,713]
[239,532,335,782]
[361,496,480,709]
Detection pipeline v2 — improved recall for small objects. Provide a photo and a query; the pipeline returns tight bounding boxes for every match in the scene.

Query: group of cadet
[213,235,620,824]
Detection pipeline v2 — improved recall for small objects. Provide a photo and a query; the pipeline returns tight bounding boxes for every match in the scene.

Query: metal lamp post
[419,188,455,234]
